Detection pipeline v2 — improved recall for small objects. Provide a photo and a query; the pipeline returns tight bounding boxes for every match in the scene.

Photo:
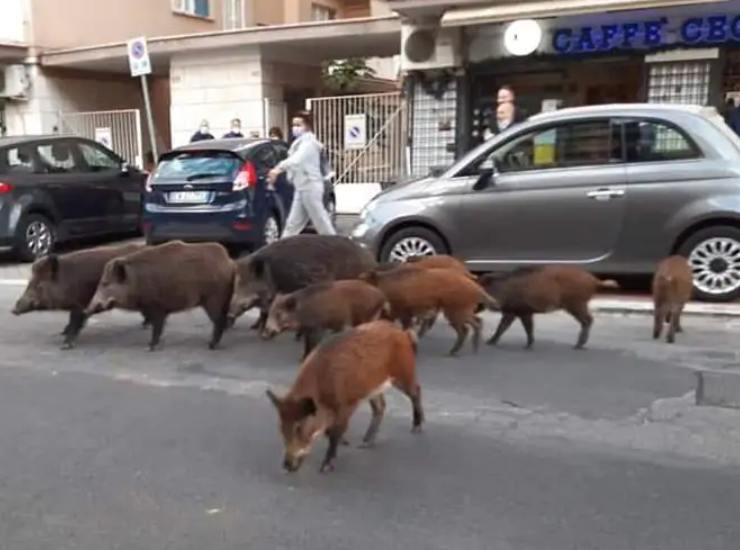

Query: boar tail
[479,289,500,311]
[405,329,418,354]
[598,279,620,290]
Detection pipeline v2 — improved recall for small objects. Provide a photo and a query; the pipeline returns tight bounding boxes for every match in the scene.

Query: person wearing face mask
[223,118,244,139]
[190,119,215,143]
[267,111,335,237]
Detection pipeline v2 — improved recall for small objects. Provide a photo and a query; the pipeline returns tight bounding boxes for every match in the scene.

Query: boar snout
[85,297,115,316]
[11,298,33,315]
[228,295,258,322]
[283,453,305,473]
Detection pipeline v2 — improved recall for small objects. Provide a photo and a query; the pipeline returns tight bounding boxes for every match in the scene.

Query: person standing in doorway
[223,118,244,138]
[190,119,215,143]
[267,111,335,237]
[484,85,525,139]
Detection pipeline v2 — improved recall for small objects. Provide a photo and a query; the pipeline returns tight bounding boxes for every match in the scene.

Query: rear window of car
[153,151,242,182]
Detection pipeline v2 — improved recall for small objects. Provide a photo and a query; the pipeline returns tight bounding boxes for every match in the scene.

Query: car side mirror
[120,162,130,175]
[473,167,494,190]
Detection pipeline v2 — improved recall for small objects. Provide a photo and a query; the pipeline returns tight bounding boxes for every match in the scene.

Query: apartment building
[0,0,399,159]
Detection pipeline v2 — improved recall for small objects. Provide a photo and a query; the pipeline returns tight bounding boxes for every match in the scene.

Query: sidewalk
[593,295,740,318]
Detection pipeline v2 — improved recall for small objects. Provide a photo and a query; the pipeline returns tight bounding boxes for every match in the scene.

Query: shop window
[490,120,618,173]
[624,120,700,163]
[223,0,243,29]
[647,62,710,106]
[173,0,210,18]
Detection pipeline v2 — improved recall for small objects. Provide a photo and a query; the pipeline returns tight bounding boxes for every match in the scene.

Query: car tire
[14,214,56,262]
[261,211,281,247]
[380,226,448,263]
[678,225,740,302]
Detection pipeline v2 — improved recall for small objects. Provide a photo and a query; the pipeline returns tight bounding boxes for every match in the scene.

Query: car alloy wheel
[688,237,740,297]
[263,215,280,246]
[389,236,437,262]
[26,219,54,258]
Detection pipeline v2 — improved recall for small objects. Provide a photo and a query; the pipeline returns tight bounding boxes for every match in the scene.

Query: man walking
[267,111,335,237]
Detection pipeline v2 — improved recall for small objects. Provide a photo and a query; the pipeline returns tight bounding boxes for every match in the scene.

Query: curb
[593,298,740,319]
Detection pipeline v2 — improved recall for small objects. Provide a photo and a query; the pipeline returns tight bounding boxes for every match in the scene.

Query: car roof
[0,134,80,148]
[173,138,273,154]
[528,103,716,123]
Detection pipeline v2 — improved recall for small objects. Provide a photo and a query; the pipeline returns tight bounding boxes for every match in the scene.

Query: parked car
[144,138,335,251]
[351,104,740,302]
[0,135,145,261]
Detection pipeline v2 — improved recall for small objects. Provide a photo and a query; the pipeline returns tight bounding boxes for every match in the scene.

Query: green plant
[322,58,376,92]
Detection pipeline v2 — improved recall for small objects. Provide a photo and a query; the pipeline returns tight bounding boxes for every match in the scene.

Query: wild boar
[652,255,693,343]
[86,241,235,351]
[266,320,423,473]
[361,267,498,356]
[12,243,144,349]
[479,266,619,350]
[265,280,388,357]
[228,234,376,332]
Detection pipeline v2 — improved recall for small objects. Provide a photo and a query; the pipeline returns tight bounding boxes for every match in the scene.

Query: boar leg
[652,305,664,340]
[360,394,386,448]
[147,313,167,351]
[666,305,682,344]
[519,314,535,349]
[61,310,87,350]
[393,380,424,433]
[470,315,483,352]
[203,298,229,350]
[568,304,593,350]
[250,309,268,331]
[320,414,352,474]
[302,329,323,359]
[446,318,469,356]
[487,313,516,346]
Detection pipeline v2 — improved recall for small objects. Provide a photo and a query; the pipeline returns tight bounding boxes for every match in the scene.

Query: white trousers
[282,186,336,237]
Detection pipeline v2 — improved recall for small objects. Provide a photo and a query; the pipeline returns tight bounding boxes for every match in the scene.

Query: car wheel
[380,227,447,263]
[678,226,740,302]
[262,212,281,247]
[15,214,56,262]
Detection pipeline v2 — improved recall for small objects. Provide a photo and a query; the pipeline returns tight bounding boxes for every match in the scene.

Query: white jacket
[278,132,324,192]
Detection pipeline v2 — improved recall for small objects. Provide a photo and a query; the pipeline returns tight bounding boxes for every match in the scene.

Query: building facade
[390,0,740,176]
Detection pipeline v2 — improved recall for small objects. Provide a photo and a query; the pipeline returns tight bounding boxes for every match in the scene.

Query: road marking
[0,279,27,286]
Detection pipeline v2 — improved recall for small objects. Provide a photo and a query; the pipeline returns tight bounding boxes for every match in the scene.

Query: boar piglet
[266,320,423,473]
[228,234,376,333]
[361,267,498,356]
[86,241,235,351]
[265,280,388,357]
[652,255,693,344]
[479,266,619,350]
[12,243,144,349]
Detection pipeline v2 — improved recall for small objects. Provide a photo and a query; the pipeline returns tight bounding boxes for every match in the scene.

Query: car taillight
[233,161,257,192]
[0,182,13,194]
[144,172,154,193]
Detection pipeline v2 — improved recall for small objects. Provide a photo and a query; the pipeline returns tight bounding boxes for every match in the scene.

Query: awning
[0,41,28,62]
[41,16,401,75]
[441,0,725,27]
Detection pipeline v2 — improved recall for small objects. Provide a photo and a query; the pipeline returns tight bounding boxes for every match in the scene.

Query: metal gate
[59,109,143,168]
[307,92,406,185]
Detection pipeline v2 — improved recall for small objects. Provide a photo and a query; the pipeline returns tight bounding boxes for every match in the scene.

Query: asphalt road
[2,282,740,549]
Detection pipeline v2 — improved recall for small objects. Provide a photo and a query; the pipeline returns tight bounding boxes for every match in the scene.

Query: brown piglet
[265,280,388,358]
[361,267,498,355]
[12,243,145,349]
[479,266,619,350]
[652,256,693,343]
[266,320,423,473]
[86,241,235,351]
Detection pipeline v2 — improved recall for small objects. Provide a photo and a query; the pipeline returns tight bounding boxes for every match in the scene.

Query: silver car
[351,104,740,302]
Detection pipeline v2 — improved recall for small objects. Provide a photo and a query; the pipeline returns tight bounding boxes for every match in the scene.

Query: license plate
[168,191,210,204]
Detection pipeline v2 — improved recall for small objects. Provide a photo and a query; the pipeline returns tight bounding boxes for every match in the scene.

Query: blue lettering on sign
[553,14,740,54]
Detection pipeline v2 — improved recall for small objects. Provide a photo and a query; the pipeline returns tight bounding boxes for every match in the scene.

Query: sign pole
[139,74,158,161]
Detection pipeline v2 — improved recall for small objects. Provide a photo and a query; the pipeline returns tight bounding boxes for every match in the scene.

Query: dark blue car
[143,138,335,251]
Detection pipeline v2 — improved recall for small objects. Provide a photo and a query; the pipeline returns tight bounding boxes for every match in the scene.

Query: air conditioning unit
[401,24,461,72]
[0,65,30,99]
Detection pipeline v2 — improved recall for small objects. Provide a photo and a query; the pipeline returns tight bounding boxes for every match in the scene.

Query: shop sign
[553,14,740,54]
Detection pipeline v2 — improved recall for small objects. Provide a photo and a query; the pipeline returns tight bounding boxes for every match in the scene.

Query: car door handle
[587,187,625,200]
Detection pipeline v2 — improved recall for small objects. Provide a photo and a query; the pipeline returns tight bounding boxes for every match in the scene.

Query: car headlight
[359,200,378,219]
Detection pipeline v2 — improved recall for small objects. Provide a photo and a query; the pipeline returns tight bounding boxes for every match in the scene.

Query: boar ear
[110,259,128,284]
[298,397,317,418]
[265,389,282,409]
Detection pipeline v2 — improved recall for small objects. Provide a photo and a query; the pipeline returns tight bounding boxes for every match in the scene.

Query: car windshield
[153,151,241,182]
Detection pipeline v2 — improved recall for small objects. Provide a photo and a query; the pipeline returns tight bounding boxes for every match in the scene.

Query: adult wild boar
[652,255,693,344]
[228,234,376,330]
[86,241,235,351]
[266,320,423,473]
[12,243,144,349]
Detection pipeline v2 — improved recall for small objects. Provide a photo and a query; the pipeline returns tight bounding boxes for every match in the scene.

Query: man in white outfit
[267,111,336,237]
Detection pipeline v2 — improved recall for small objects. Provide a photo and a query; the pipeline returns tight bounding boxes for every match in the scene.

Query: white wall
[170,48,266,146]
[0,0,28,43]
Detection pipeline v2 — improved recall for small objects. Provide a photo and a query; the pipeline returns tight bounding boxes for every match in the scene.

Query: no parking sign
[344,113,367,150]
[127,36,152,77]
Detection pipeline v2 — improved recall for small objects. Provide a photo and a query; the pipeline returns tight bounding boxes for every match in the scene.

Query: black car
[0,135,145,261]
[143,138,335,251]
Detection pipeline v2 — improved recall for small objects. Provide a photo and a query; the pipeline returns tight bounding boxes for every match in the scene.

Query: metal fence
[58,109,143,168]
[307,92,406,185]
